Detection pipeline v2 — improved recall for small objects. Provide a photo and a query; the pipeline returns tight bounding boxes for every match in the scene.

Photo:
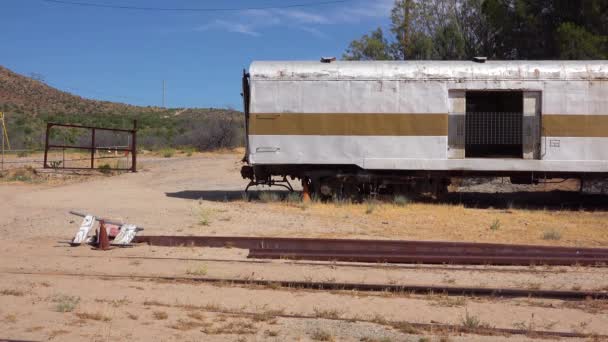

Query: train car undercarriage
[241,165,608,200]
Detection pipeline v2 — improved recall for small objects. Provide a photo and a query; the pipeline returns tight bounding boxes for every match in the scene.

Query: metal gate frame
[43,121,137,172]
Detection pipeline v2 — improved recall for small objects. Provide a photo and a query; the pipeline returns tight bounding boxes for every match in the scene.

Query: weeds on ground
[168,318,211,331]
[98,163,112,174]
[264,329,279,337]
[160,148,175,158]
[489,219,501,231]
[198,207,212,226]
[0,289,25,296]
[4,314,17,323]
[311,329,335,341]
[252,309,284,322]
[181,146,197,157]
[202,320,257,335]
[53,295,80,312]
[393,195,409,207]
[542,229,562,240]
[126,312,138,320]
[74,312,111,322]
[259,191,282,203]
[361,337,393,342]
[313,307,342,319]
[152,311,168,320]
[391,321,419,334]
[460,310,490,330]
[187,312,205,321]
[95,297,131,307]
[430,295,466,307]
[365,200,377,214]
[286,192,302,203]
[186,265,208,276]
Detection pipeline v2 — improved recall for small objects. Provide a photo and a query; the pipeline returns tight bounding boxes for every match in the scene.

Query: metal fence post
[43,123,51,168]
[91,128,96,169]
[131,120,137,172]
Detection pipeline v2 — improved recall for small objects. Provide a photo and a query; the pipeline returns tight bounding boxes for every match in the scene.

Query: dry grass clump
[202,320,257,335]
[53,295,80,312]
[0,289,25,296]
[168,319,211,331]
[186,265,208,276]
[259,191,282,203]
[393,195,409,207]
[187,311,206,321]
[459,310,491,330]
[391,321,419,334]
[311,329,335,341]
[430,295,466,307]
[361,337,394,342]
[74,312,111,322]
[152,311,169,320]
[313,307,343,319]
[542,229,562,240]
[4,314,17,323]
[198,207,213,226]
[252,309,284,322]
[562,299,608,314]
[48,329,70,339]
[264,329,279,337]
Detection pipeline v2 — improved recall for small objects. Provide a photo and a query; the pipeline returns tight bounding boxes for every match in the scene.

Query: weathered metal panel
[447,90,465,159]
[523,91,541,159]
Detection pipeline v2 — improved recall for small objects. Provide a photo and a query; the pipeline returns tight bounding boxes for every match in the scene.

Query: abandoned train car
[240,60,608,196]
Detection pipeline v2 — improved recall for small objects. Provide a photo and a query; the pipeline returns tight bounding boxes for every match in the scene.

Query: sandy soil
[1,153,607,341]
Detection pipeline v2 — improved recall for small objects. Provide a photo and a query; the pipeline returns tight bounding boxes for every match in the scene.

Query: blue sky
[1,0,393,109]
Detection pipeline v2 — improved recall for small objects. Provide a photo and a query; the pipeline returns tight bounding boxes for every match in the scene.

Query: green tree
[343,0,607,61]
[343,28,393,60]
[556,22,607,59]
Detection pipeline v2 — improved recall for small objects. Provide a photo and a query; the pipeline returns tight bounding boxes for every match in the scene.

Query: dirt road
[1,153,607,341]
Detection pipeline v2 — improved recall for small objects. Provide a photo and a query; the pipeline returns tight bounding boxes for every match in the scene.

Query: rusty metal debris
[70,211,143,247]
[133,235,608,266]
[97,220,110,250]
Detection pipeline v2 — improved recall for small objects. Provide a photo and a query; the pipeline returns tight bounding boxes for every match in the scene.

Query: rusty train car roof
[249,60,608,81]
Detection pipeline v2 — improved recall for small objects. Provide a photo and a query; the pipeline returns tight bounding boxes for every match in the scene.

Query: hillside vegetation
[0,66,244,151]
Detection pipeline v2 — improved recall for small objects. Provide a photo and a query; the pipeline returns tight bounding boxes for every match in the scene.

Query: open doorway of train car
[465,91,524,158]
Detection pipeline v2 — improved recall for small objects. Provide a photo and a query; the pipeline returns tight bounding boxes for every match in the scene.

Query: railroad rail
[6,270,603,340]
[70,255,586,274]
[5,270,608,300]
[133,235,608,266]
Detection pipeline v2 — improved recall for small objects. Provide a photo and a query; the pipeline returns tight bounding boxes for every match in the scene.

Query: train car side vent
[320,57,336,63]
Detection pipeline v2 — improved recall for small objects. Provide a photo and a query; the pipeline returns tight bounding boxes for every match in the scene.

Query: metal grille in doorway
[465,112,523,145]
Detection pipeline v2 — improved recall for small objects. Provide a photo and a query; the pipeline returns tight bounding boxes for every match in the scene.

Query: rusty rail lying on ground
[133,235,608,266]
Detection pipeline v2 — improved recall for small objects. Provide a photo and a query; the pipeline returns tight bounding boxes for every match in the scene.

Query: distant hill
[0,65,169,116]
[0,65,244,150]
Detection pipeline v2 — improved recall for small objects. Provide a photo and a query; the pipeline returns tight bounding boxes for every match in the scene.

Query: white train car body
[242,60,608,194]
